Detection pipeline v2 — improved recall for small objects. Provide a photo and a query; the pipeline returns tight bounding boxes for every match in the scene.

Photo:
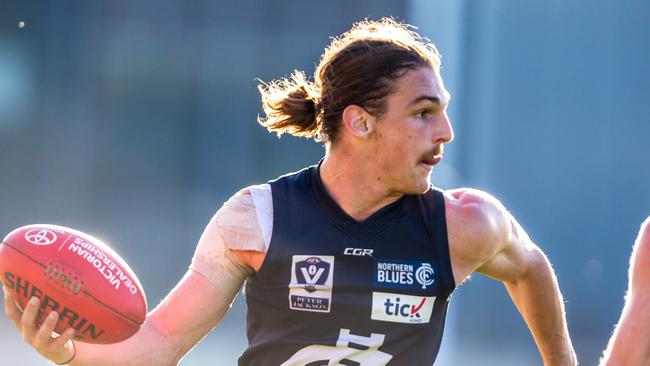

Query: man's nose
[434,112,454,144]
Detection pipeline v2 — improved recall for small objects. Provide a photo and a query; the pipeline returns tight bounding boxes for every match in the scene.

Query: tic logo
[371,292,436,324]
[289,255,334,313]
[374,259,437,291]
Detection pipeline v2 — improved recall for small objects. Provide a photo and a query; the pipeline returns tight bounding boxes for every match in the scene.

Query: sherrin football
[0,224,147,344]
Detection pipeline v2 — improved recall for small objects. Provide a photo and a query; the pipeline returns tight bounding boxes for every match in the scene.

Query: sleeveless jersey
[239,165,455,365]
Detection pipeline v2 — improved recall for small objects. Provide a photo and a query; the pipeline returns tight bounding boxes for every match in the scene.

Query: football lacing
[44,263,83,295]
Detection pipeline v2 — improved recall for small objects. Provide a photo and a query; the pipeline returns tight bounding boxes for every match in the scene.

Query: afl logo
[415,263,435,290]
[24,229,58,246]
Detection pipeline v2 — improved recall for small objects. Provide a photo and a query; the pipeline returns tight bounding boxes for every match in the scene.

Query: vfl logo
[416,263,435,290]
[24,229,58,246]
[289,255,334,313]
[296,257,330,293]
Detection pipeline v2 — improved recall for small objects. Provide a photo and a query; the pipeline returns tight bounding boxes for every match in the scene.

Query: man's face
[370,66,454,194]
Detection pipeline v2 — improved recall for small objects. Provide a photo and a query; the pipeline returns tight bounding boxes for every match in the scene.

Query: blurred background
[1,0,649,365]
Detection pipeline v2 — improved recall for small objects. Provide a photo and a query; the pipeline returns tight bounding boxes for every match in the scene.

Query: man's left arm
[476,204,577,366]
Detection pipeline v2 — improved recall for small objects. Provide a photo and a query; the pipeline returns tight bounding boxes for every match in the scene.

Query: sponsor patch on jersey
[343,247,374,257]
[371,291,436,324]
[374,259,437,291]
[289,255,334,313]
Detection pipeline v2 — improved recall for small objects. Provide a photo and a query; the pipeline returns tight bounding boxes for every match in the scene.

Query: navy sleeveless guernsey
[239,165,455,365]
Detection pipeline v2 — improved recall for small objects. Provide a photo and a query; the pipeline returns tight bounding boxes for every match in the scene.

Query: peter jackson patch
[289,255,334,313]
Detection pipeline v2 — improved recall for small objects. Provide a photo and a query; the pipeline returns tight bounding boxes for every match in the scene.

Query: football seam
[1,241,145,327]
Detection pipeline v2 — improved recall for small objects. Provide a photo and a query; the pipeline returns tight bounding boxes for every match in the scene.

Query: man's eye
[415,110,430,119]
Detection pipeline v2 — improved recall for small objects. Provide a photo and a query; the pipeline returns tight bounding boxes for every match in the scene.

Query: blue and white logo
[374,259,437,291]
[295,257,331,293]
[415,263,435,290]
[290,255,334,313]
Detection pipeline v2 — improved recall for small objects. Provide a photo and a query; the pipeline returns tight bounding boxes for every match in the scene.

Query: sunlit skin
[600,217,650,366]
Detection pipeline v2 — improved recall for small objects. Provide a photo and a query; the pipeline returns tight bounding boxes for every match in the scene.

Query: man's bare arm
[493,231,576,366]
[447,189,577,366]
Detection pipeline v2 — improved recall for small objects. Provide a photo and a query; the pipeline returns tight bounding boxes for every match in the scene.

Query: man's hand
[4,291,75,365]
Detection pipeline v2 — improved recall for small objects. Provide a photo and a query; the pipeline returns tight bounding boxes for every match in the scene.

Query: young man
[2,18,577,365]
[600,216,650,365]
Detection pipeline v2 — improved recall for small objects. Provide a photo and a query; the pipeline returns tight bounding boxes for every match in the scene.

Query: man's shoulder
[443,188,508,226]
[233,184,271,199]
[218,184,272,226]
[442,188,510,249]
[267,165,317,185]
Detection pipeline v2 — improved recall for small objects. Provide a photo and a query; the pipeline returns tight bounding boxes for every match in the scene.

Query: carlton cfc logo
[416,263,435,290]
[24,229,58,246]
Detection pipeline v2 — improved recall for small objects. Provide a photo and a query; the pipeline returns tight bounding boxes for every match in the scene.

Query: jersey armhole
[423,188,456,293]
[249,183,273,253]
[249,181,289,277]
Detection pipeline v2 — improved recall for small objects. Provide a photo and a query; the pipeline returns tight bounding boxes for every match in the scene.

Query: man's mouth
[420,155,443,168]
[419,145,444,168]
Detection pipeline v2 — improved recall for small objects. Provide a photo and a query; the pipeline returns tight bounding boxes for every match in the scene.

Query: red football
[0,224,147,344]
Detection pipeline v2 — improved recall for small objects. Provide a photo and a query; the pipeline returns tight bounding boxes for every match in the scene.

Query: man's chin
[405,179,431,195]
[417,184,432,194]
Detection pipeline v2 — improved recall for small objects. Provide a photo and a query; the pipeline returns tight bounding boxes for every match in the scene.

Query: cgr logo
[371,292,436,324]
[24,229,58,246]
[344,248,374,257]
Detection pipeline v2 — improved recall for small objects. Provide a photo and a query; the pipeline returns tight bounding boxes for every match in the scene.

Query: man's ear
[341,105,375,139]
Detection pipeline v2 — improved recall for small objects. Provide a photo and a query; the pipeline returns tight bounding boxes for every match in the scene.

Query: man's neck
[319,149,402,222]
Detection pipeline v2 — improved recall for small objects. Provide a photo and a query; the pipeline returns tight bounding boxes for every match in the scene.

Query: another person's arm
[447,189,577,366]
[599,216,650,366]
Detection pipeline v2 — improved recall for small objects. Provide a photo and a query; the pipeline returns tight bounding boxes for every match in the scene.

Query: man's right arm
[4,268,234,365]
[2,187,266,365]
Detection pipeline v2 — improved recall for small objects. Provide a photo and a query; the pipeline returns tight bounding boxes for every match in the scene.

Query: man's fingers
[35,311,59,348]
[4,291,22,329]
[3,291,74,363]
[20,296,40,340]
[51,328,75,350]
